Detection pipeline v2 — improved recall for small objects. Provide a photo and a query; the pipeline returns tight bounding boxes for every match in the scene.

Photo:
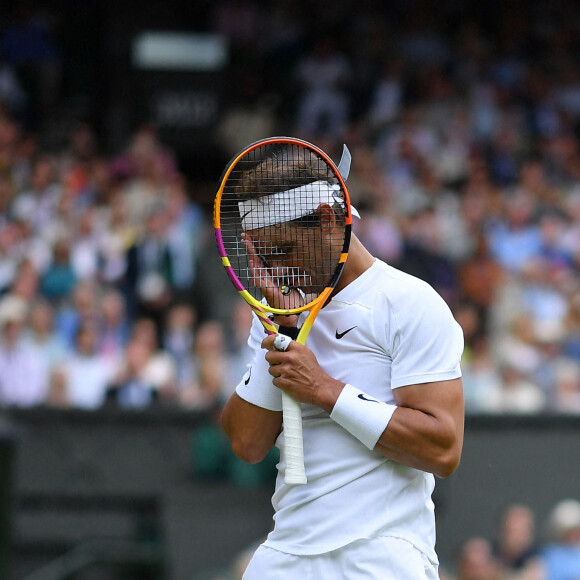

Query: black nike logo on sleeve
[335,326,357,339]
[358,393,380,403]
[244,367,252,385]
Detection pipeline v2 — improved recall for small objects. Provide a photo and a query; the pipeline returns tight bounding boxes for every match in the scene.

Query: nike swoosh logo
[358,393,379,403]
[240,209,256,227]
[244,367,252,385]
[335,326,357,339]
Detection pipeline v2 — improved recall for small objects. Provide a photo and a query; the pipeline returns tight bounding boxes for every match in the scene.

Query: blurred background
[1,0,580,578]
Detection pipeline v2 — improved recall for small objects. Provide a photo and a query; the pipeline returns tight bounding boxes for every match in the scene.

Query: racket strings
[219,143,346,306]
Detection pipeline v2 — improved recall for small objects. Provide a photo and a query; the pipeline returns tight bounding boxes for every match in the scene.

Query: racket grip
[282,392,307,485]
[275,327,306,485]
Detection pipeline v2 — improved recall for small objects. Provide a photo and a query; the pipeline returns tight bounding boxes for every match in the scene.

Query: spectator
[0,224,22,293]
[180,320,228,410]
[493,504,544,580]
[457,232,504,331]
[483,362,545,414]
[540,499,580,580]
[486,192,542,274]
[517,258,569,341]
[98,288,130,361]
[7,259,41,310]
[110,125,178,225]
[107,335,157,409]
[39,237,77,303]
[375,105,439,205]
[164,176,204,294]
[163,302,197,390]
[551,359,580,414]
[0,294,49,407]
[398,205,460,304]
[224,300,254,399]
[0,175,14,229]
[12,218,52,274]
[53,279,100,348]
[124,317,177,403]
[367,58,404,135]
[98,190,135,287]
[125,202,175,340]
[561,291,580,360]
[461,335,503,414]
[69,206,102,281]
[560,190,580,267]
[455,537,501,580]
[21,298,66,370]
[293,36,352,140]
[536,211,575,277]
[495,313,543,378]
[106,317,176,407]
[58,323,116,409]
[11,154,61,235]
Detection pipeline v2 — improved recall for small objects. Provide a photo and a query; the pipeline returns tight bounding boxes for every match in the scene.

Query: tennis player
[221,146,465,579]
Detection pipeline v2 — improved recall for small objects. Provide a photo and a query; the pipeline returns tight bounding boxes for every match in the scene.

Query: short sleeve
[234,315,283,411]
[388,282,464,389]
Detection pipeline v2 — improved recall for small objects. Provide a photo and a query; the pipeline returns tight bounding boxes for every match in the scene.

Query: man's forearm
[222,392,282,464]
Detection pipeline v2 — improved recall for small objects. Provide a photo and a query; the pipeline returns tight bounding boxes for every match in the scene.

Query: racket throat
[278,325,299,340]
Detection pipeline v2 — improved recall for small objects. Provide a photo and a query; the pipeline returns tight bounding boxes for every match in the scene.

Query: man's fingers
[273,334,292,351]
[243,234,305,310]
[262,335,277,350]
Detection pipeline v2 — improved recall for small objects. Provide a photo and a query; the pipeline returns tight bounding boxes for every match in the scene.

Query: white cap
[0,295,28,325]
[547,499,580,539]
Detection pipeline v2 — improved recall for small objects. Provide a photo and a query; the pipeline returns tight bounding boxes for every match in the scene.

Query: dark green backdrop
[2,409,578,579]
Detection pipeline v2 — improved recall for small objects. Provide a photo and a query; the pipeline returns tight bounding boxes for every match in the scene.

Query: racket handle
[275,327,306,485]
[282,392,307,485]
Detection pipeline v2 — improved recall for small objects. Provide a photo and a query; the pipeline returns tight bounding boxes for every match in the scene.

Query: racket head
[214,137,352,318]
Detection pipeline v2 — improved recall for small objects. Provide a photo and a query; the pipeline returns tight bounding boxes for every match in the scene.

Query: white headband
[238,181,359,230]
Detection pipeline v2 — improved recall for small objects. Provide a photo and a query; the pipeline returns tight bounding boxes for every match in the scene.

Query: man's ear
[315,204,336,231]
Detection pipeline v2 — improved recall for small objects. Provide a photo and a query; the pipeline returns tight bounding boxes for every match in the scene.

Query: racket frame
[214,136,353,484]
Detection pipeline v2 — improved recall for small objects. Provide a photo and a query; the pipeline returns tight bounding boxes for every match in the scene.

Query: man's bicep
[385,378,465,476]
[393,378,464,424]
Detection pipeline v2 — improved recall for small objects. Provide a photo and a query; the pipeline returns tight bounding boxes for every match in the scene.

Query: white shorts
[242,536,439,580]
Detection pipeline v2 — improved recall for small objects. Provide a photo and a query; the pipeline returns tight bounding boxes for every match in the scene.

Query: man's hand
[243,233,303,327]
[261,334,345,412]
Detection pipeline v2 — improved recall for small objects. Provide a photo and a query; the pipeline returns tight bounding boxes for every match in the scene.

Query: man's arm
[261,335,464,478]
[374,378,464,478]
[222,392,282,464]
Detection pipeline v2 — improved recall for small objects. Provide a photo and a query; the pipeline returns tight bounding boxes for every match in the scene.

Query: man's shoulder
[369,260,441,303]
[333,259,446,324]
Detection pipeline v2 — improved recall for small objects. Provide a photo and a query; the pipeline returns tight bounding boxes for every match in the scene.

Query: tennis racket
[214,137,353,485]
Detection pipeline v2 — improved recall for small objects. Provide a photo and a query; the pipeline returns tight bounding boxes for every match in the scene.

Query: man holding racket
[220,139,464,579]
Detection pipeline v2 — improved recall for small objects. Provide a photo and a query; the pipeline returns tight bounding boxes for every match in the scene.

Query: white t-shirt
[235,259,464,561]
[65,355,116,409]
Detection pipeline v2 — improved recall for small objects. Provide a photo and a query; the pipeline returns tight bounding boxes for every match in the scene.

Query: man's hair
[236,145,344,228]
[236,146,336,199]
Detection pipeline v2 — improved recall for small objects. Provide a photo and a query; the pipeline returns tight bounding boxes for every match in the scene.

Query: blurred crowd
[0,116,249,411]
[0,3,580,580]
[439,500,580,580]
[207,500,580,580]
[1,0,580,416]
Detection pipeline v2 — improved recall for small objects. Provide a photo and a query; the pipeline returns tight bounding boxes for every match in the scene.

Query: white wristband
[330,384,397,450]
